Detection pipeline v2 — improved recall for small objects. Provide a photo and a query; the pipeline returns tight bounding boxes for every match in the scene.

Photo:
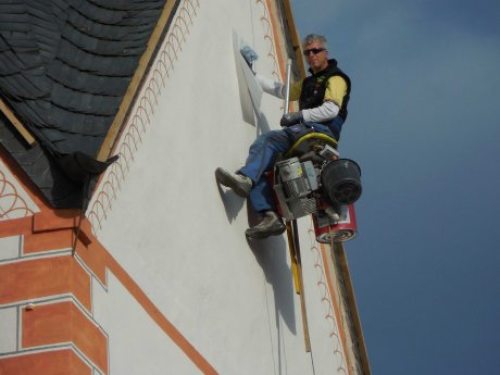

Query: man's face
[303,40,329,73]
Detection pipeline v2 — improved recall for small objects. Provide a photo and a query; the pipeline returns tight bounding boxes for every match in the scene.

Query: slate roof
[0,0,174,208]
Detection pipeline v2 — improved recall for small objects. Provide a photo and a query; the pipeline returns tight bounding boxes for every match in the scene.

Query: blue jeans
[239,120,340,213]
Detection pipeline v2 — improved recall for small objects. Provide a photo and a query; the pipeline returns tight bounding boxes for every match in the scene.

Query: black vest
[299,59,351,121]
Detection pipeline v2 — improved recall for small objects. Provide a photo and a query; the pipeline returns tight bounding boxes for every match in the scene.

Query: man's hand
[240,46,258,72]
[280,112,303,127]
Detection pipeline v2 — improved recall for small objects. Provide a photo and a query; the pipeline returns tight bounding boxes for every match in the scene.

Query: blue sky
[291,1,500,373]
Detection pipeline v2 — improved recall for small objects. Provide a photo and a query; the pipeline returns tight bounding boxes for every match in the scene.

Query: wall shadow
[215,176,245,223]
[246,212,297,336]
[255,111,272,136]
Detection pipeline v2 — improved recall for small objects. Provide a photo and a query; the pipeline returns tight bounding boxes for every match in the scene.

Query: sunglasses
[303,48,326,56]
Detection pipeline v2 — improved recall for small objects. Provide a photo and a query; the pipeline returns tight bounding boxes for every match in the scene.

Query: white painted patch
[0,307,17,353]
[0,236,20,260]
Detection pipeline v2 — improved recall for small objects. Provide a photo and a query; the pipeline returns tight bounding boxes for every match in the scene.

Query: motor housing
[273,155,363,243]
[273,157,318,220]
[320,159,362,205]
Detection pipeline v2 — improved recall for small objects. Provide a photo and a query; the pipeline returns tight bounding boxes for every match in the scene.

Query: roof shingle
[0,0,171,208]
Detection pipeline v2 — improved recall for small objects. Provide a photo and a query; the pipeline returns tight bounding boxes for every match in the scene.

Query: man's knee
[266,129,290,145]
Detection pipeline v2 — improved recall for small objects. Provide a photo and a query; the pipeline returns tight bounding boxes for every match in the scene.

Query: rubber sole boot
[246,211,286,239]
[215,168,252,198]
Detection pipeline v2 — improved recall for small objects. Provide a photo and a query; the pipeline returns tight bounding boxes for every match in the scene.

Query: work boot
[215,168,252,198]
[246,211,286,239]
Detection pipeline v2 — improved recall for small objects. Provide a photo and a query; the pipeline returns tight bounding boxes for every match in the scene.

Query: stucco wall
[87,1,349,373]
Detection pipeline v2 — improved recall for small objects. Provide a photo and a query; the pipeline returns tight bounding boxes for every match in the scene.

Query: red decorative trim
[22,301,108,374]
[0,255,92,311]
[0,349,92,375]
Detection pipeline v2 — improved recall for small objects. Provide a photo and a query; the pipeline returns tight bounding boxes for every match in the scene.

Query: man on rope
[216,34,351,239]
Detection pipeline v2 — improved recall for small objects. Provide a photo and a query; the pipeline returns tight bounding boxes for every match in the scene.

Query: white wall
[89,1,349,373]
[92,272,199,375]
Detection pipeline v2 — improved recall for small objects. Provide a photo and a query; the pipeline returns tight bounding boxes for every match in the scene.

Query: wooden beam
[334,242,372,374]
[0,98,36,146]
[96,0,180,161]
[286,220,312,353]
[282,0,306,78]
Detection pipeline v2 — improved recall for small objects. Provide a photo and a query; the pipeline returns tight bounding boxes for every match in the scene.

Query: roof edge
[96,0,181,161]
[280,2,370,369]
[281,0,306,77]
[335,242,372,374]
[0,98,36,146]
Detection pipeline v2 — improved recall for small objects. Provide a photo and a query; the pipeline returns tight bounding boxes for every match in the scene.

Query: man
[216,34,351,239]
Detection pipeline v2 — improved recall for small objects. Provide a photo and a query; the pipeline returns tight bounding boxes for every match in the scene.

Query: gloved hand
[240,46,258,72]
[280,112,303,127]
